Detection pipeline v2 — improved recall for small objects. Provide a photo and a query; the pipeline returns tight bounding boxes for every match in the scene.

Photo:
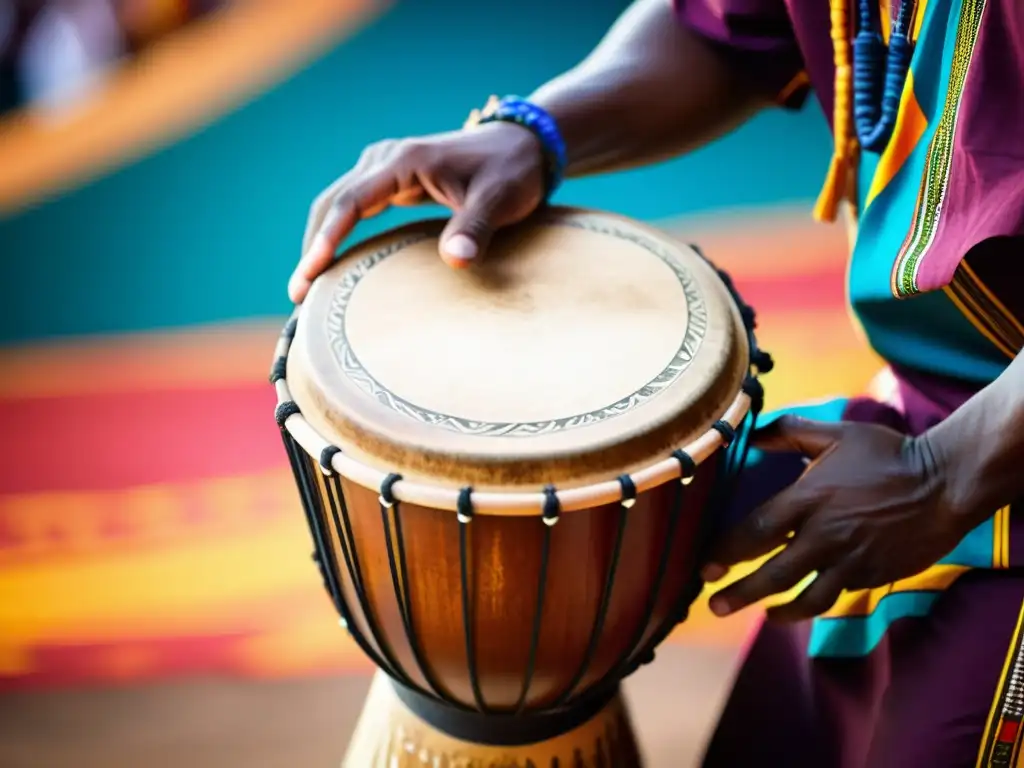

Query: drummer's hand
[289,122,546,302]
[699,416,971,623]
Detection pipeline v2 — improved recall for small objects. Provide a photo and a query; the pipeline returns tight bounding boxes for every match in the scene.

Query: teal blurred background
[0,0,830,344]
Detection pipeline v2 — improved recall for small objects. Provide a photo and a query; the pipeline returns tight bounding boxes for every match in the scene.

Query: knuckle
[825,516,860,543]
[804,591,836,617]
[394,138,431,166]
[776,414,801,432]
[455,217,494,241]
[750,513,775,538]
[310,189,332,214]
[332,188,357,211]
[360,139,391,160]
[761,562,793,589]
[747,511,781,543]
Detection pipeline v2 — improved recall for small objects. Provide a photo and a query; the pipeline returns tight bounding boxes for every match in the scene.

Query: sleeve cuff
[674,0,810,109]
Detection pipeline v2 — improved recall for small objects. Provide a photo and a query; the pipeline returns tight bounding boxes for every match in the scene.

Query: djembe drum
[271,207,769,767]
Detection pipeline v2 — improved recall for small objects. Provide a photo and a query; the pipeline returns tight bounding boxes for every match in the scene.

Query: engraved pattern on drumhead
[325,216,708,437]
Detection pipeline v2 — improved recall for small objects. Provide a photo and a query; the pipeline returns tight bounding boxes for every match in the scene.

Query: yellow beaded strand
[814,0,859,223]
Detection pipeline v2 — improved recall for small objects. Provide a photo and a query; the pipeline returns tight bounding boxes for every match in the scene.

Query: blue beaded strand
[477,96,568,199]
[852,0,916,153]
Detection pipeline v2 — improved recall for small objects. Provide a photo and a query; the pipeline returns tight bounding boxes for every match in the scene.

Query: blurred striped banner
[0,208,879,690]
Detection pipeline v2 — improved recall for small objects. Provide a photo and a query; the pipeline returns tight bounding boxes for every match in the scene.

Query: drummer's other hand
[289,123,546,303]
[699,416,966,623]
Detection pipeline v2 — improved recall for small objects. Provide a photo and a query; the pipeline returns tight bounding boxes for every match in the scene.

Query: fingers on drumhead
[290,174,402,301]
[440,234,479,268]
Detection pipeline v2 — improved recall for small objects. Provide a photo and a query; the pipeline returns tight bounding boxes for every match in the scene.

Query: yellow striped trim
[976,598,1024,767]
[777,71,812,106]
[993,506,1012,569]
[891,0,989,296]
[942,283,1017,360]
[961,263,1024,340]
[822,563,969,619]
[954,263,1024,358]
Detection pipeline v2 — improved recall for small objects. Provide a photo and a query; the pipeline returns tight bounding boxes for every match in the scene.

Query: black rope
[617,474,637,507]
[283,316,298,341]
[273,393,419,691]
[712,420,736,447]
[589,461,690,697]
[457,487,487,712]
[280,433,337,607]
[320,467,411,686]
[739,303,756,331]
[268,356,287,384]
[541,485,561,527]
[319,445,341,475]
[289,441,416,686]
[456,486,475,524]
[379,474,448,700]
[742,376,765,416]
[726,376,766,480]
[672,449,697,484]
[380,472,401,507]
[552,476,633,707]
[627,375,768,680]
[753,349,775,374]
[516,487,558,713]
[626,436,738,679]
[287,453,392,672]
[274,401,300,428]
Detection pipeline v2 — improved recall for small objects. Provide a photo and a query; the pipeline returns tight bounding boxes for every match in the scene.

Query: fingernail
[298,235,328,276]
[701,564,728,582]
[288,274,309,303]
[709,596,732,617]
[442,234,477,263]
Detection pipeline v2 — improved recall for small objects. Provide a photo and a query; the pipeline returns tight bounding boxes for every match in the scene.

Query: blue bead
[852,0,916,154]
[476,96,568,197]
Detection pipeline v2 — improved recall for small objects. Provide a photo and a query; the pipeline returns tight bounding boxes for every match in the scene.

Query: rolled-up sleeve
[674,0,809,108]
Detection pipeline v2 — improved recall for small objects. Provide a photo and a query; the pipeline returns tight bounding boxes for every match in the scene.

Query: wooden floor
[0,644,740,768]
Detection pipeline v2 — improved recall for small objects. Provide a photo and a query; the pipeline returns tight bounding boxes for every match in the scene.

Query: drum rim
[273,307,754,515]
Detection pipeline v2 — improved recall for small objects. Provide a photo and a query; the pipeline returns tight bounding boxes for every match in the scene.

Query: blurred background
[0,0,879,765]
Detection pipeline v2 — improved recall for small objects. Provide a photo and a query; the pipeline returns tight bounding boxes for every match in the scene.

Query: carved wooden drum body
[271,208,767,767]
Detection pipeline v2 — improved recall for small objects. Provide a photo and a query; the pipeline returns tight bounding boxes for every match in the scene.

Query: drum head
[288,207,748,489]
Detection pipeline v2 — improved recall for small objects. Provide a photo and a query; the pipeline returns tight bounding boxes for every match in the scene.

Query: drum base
[343,671,644,767]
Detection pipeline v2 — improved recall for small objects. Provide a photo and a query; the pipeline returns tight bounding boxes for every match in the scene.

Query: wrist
[923,398,1024,524]
[468,96,567,198]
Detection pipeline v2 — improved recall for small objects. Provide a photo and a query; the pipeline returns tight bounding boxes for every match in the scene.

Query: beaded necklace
[815,0,918,222]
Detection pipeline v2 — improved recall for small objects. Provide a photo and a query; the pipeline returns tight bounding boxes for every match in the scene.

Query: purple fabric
[674,0,1024,293]
[672,0,816,106]
[845,364,977,437]
[703,571,1024,767]
[918,5,1024,291]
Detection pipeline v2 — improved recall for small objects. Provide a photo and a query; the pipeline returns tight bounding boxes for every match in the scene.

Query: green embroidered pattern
[890,0,987,297]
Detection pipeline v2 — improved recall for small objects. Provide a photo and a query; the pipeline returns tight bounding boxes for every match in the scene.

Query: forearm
[528,0,775,178]
[925,352,1024,521]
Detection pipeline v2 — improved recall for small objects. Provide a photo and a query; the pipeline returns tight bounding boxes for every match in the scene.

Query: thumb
[438,174,512,268]
[752,415,846,458]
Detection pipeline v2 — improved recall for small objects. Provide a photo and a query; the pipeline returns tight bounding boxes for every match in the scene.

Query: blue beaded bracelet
[470,95,568,199]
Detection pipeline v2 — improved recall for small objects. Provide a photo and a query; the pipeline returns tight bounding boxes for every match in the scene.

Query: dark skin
[292,0,1024,621]
[704,350,1024,622]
